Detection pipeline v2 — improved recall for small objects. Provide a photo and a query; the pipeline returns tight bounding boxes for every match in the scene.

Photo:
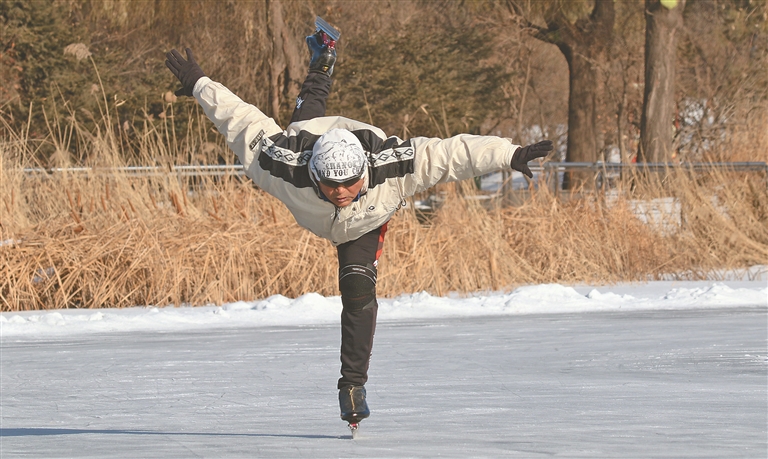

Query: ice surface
[1,280,766,458]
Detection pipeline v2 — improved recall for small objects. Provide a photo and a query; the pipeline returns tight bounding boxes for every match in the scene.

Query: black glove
[511,140,554,178]
[165,48,206,97]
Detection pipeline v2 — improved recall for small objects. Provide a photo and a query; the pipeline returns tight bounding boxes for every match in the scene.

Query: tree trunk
[511,0,615,189]
[562,46,600,163]
[552,1,615,189]
[639,0,686,163]
[266,0,303,126]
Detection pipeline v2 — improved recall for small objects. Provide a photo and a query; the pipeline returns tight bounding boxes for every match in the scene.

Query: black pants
[290,72,332,123]
[335,224,387,388]
[291,71,386,389]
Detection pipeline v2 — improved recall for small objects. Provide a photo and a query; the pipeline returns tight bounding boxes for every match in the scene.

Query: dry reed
[2,105,767,311]
[2,161,766,311]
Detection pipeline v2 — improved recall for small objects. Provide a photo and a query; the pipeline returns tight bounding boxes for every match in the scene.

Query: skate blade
[315,16,341,42]
[348,422,360,439]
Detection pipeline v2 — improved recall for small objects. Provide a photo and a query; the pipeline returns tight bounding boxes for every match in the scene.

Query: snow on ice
[1,280,765,337]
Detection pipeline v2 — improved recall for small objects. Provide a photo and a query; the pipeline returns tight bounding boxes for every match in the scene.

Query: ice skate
[306,16,339,76]
[339,385,369,437]
[306,31,337,76]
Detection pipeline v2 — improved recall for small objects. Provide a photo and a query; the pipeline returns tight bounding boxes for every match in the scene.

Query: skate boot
[307,30,336,76]
[339,385,370,424]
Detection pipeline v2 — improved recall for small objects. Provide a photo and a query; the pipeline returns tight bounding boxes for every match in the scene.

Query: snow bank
[2,281,765,338]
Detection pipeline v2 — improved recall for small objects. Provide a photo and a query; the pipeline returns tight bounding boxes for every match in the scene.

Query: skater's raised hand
[165,48,206,97]
[511,140,554,178]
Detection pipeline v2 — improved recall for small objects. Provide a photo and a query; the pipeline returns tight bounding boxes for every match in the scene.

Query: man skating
[165,21,553,434]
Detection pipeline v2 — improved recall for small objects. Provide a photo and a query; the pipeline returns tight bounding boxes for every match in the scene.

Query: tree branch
[506,0,560,45]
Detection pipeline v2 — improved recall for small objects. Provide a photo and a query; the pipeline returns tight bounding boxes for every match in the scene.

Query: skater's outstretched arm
[165,48,283,189]
[393,135,554,197]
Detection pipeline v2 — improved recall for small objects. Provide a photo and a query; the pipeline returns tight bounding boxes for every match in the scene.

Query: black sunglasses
[318,176,363,189]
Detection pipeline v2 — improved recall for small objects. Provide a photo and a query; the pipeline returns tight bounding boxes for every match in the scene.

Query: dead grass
[2,161,766,311]
[2,108,767,311]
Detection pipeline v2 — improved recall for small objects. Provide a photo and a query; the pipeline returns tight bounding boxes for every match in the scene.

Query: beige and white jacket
[194,77,520,246]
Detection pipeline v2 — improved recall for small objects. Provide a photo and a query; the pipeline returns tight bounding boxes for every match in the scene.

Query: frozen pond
[2,302,766,457]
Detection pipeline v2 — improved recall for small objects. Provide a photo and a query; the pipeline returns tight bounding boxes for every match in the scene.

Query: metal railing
[21,164,247,178]
[528,161,768,195]
[19,161,768,194]
[537,161,768,173]
[21,161,767,176]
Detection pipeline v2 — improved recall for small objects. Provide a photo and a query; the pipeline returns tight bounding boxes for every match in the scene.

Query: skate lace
[345,387,364,412]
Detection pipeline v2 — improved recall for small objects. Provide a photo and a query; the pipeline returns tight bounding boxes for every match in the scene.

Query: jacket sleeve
[403,134,520,196]
[193,77,284,188]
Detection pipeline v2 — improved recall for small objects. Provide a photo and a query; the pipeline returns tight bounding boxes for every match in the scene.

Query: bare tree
[266,0,303,125]
[509,0,615,188]
[600,2,645,165]
[638,0,686,163]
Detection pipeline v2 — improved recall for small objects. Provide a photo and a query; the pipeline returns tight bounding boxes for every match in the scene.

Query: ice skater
[165,20,553,434]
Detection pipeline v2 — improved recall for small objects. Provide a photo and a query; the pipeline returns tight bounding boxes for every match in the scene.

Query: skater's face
[318,178,364,207]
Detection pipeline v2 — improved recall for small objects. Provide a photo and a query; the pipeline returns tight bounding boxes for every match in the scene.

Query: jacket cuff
[505,140,522,169]
[193,77,212,98]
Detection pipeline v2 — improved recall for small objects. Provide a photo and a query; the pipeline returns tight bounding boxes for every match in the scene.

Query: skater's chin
[333,197,353,207]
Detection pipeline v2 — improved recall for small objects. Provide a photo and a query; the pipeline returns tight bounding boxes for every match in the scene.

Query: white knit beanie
[309,129,367,183]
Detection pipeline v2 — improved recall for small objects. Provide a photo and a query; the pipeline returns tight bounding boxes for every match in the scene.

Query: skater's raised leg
[289,31,336,124]
[307,30,336,76]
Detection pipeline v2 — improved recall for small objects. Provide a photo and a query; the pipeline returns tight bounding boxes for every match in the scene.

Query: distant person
[165,24,553,431]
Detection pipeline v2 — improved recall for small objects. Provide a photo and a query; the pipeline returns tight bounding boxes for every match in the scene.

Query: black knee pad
[339,263,377,312]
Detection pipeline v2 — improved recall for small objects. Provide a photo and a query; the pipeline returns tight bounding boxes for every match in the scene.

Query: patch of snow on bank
[2,281,764,338]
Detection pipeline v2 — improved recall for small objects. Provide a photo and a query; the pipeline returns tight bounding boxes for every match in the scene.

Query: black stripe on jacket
[256,128,415,190]
[257,130,319,189]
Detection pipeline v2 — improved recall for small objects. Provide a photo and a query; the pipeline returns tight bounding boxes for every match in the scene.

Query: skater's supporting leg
[339,295,377,386]
[336,223,387,389]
